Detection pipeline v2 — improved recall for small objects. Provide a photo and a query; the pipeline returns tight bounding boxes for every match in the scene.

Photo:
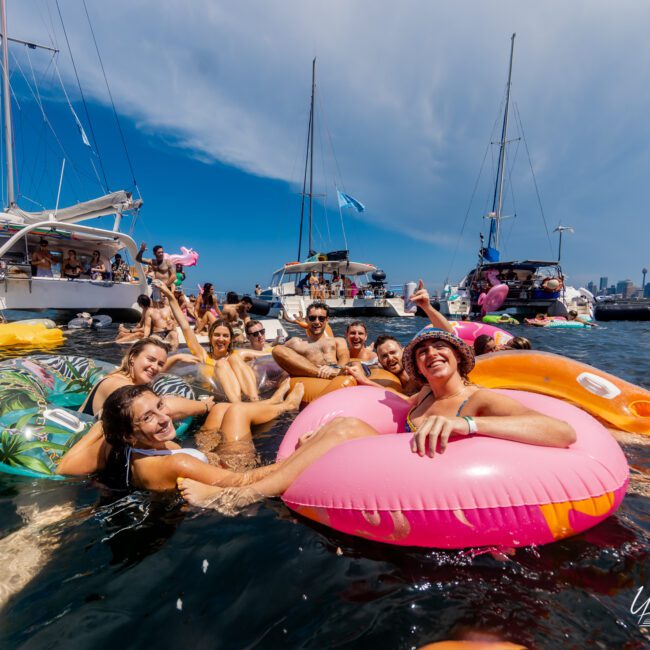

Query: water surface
[0,318,648,649]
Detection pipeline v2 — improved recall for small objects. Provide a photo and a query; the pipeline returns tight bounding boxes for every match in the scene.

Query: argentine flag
[337,190,365,213]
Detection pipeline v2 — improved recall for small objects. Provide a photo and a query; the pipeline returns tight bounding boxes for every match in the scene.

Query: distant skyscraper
[618,280,635,298]
[587,281,596,294]
[645,283,650,298]
[599,276,608,291]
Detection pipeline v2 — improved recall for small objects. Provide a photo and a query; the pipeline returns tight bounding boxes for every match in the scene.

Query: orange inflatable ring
[367,367,403,393]
[469,350,650,435]
[289,375,357,405]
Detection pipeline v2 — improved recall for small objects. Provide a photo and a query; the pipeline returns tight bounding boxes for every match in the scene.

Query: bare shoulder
[467,388,534,416]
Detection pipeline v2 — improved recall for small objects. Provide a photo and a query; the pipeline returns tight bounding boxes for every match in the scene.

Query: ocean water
[0,318,648,649]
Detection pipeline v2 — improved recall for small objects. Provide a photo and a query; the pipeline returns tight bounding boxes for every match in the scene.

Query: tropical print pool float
[0,355,195,479]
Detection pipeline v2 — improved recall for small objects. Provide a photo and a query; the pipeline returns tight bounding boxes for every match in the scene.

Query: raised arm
[411,279,453,333]
[135,242,153,267]
[157,282,207,362]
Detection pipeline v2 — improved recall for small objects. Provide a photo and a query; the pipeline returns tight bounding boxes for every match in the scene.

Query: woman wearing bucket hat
[178,326,575,511]
[402,326,574,456]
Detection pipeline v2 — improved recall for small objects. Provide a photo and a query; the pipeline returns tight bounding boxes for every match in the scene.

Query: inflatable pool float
[277,386,628,548]
[289,375,357,405]
[449,321,513,347]
[524,316,591,329]
[13,318,57,329]
[0,323,64,348]
[173,353,288,400]
[482,314,519,326]
[478,283,509,315]
[67,314,113,330]
[469,350,650,435]
[0,355,196,479]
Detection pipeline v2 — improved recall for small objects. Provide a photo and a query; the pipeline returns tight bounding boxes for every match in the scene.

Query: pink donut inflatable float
[277,387,628,549]
[478,283,509,315]
[449,321,513,347]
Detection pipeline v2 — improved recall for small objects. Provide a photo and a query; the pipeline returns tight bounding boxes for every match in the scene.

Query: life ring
[469,350,650,435]
[0,323,65,348]
[0,355,196,479]
[276,386,628,548]
[449,321,513,347]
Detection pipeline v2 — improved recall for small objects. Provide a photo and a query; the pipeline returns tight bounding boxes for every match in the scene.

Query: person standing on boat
[136,243,175,301]
[272,302,349,379]
[31,239,55,278]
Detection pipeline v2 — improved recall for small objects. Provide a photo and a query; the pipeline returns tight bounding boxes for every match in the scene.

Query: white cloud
[8,0,650,283]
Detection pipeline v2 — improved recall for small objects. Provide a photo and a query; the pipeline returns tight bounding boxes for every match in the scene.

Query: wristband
[463,416,477,435]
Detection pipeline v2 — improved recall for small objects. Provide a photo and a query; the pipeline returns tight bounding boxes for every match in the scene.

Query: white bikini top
[125,446,208,486]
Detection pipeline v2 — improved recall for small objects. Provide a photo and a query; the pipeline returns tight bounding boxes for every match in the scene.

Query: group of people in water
[55,272,576,513]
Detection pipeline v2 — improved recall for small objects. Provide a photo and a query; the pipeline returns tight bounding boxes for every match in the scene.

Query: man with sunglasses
[245,320,269,352]
[272,302,349,379]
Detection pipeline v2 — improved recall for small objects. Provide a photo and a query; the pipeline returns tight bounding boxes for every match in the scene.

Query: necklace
[432,385,467,401]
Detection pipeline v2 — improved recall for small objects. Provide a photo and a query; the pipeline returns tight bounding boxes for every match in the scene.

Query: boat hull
[266,295,413,318]
[0,277,143,323]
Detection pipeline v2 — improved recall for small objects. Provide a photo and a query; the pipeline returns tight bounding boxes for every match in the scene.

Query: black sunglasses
[248,329,265,338]
[308,315,327,322]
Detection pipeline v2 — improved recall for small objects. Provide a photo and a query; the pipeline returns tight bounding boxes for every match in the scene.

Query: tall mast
[1,0,15,207]
[487,32,516,254]
[297,58,316,260]
[308,57,316,256]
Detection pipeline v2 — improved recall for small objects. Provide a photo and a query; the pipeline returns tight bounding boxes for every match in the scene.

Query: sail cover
[4,191,142,225]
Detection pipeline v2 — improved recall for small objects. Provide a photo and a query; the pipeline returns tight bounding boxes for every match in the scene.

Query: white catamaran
[439,34,593,320]
[260,59,413,319]
[0,0,146,322]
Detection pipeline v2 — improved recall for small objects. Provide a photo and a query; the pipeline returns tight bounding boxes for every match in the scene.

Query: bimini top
[276,260,377,276]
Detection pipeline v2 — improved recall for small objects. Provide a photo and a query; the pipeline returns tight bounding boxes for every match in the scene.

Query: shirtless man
[346,334,420,394]
[345,321,377,363]
[136,243,174,302]
[272,302,349,378]
[116,294,152,343]
[220,293,253,344]
[32,239,55,278]
[144,288,179,351]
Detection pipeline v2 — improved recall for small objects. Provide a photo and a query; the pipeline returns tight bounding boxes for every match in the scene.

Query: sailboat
[439,34,593,320]
[260,59,412,318]
[0,0,146,322]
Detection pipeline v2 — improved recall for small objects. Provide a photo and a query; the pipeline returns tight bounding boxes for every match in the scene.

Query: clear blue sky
[6,1,650,294]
